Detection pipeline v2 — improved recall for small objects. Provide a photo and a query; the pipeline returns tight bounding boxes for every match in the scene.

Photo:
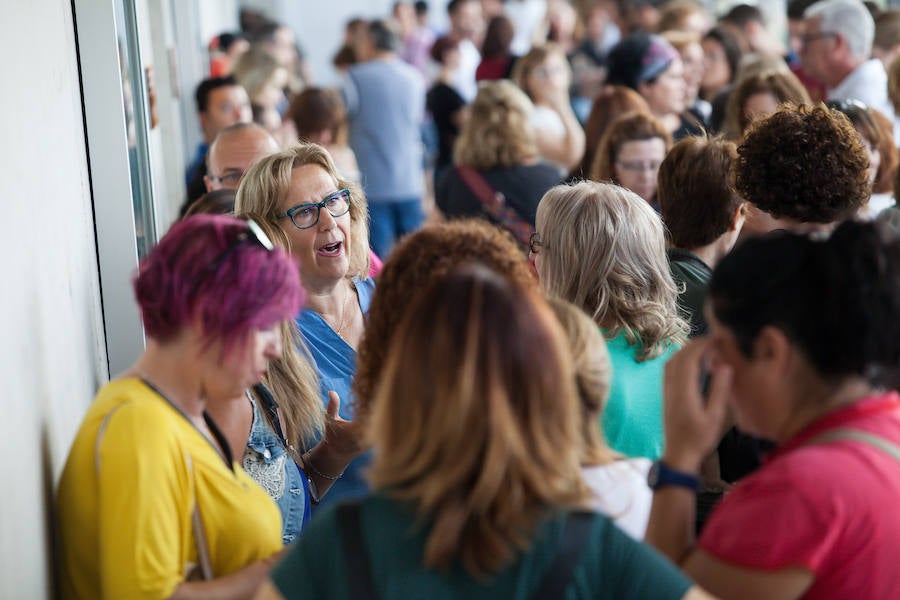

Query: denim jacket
[242,400,310,544]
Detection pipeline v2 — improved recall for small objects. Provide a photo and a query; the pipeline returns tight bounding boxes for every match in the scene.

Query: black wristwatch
[647,460,701,492]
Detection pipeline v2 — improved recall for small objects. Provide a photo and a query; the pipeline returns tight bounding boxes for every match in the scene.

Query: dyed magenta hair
[134,214,304,355]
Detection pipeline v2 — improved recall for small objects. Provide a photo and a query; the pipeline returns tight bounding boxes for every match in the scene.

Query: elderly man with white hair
[801,0,899,141]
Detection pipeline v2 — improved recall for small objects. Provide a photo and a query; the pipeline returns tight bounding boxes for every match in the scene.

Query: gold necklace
[331,284,355,340]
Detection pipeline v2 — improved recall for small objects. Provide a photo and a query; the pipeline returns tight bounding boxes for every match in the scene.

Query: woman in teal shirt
[531,181,688,459]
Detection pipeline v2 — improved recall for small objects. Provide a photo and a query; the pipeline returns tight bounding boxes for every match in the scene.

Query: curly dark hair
[735,103,870,224]
[352,219,535,421]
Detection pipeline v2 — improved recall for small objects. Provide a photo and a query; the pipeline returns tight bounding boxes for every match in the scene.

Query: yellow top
[57,378,282,599]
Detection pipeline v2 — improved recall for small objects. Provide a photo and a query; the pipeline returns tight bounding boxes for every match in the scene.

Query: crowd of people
[56,0,899,598]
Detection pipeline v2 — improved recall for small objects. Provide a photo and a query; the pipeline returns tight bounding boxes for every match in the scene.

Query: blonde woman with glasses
[531,181,688,460]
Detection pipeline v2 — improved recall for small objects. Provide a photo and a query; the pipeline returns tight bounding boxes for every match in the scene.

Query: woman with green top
[531,181,688,459]
[255,265,709,600]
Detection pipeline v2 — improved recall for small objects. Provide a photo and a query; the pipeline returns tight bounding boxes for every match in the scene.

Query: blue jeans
[368,198,424,259]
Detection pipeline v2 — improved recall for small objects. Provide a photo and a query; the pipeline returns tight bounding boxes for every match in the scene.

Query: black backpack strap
[531,511,595,600]
[337,502,379,600]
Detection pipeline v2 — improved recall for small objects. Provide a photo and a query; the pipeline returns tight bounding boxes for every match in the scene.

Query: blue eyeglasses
[276,189,352,230]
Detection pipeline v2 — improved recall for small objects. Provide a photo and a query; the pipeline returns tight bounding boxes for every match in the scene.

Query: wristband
[647,460,701,492]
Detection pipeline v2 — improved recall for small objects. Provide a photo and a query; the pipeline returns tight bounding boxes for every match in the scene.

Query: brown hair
[871,108,898,195]
[661,29,702,52]
[482,15,515,59]
[573,86,651,179]
[736,103,870,223]
[875,9,900,51]
[454,81,539,169]
[286,87,348,145]
[722,69,811,140]
[353,219,534,419]
[367,265,589,577]
[656,0,706,33]
[589,111,672,183]
[182,189,236,219]
[658,136,743,249]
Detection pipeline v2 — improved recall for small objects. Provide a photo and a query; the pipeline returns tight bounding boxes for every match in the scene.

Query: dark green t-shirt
[271,494,693,599]
[667,248,713,338]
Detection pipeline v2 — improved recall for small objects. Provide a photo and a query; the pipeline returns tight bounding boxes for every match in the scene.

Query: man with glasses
[801,0,898,140]
[204,123,279,194]
[179,123,279,218]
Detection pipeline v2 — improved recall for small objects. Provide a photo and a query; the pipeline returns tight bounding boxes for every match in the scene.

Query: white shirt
[454,39,481,103]
[828,58,900,145]
[581,458,653,540]
[506,0,548,56]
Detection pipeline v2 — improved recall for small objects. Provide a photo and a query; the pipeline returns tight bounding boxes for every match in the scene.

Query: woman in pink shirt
[646,220,900,600]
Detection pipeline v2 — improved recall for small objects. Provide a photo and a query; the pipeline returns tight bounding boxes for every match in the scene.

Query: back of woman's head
[536,182,687,360]
[736,103,870,224]
[353,219,533,417]
[576,86,651,179]
[710,220,900,388]
[367,264,588,577]
[454,80,538,169]
[481,15,514,59]
[657,135,743,250]
[286,87,347,144]
[235,142,369,277]
[134,215,303,354]
[589,111,672,185]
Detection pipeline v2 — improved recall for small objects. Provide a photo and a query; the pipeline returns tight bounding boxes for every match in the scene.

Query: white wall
[0,1,107,597]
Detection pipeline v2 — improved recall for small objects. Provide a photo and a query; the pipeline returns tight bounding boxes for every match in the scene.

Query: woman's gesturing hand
[321,390,364,461]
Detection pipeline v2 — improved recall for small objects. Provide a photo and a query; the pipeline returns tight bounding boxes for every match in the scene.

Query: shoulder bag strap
[185,451,215,580]
[530,511,595,600]
[338,502,379,600]
[806,428,900,462]
[455,166,534,247]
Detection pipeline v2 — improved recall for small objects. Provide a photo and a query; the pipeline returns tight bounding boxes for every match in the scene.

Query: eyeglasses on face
[208,170,244,186]
[529,231,545,255]
[616,160,663,172]
[276,189,352,230]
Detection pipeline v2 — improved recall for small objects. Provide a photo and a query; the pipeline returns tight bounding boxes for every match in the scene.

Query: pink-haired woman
[57,215,303,598]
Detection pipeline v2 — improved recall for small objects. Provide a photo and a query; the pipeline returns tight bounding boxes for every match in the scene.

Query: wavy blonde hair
[545,297,618,467]
[536,182,688,361]
[454,80,539,169]
[235,142,369,278]
[367,265,589,578]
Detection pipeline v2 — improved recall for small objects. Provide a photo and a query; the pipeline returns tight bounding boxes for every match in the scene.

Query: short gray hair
[805,0,874,61]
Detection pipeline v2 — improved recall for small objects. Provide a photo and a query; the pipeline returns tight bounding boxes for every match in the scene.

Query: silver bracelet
[303,451,344,481]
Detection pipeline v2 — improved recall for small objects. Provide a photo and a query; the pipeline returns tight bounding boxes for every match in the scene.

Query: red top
[699,392,900,599]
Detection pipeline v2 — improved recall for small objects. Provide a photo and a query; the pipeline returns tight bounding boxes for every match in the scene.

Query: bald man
[204,122,280,193]
[179,123,279,217]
